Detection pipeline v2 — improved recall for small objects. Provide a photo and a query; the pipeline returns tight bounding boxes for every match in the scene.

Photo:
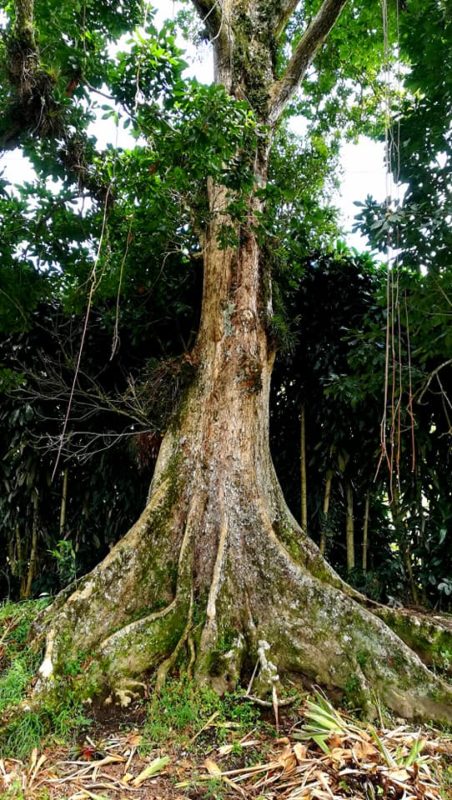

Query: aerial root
[199,503,229,658]
[243,640,297,728]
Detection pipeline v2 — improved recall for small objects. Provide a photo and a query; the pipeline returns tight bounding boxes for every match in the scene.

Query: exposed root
[155,590,194,692]
[111,679,147,708]
[187,633,196,680]
[21,457,451,727]
[373,606,452,674]
[199,502,229,660]
[253,640,281,696]
[98,594,189,684]
[244,693,297,708]
[32,475,183,673]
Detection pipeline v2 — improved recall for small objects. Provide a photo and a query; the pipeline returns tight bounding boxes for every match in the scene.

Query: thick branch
[273,1,301,39]
[191,0,232,85]
[269,0,348,122]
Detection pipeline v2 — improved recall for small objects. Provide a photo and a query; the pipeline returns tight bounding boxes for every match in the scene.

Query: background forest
[0,0,450,617]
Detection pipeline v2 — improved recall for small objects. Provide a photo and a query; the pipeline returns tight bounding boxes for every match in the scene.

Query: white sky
[1,0,388,250]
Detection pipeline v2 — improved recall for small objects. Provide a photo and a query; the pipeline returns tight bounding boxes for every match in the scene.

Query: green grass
[1,786,52,800]
[438,761,452,800]
[0,598,91,759]
[0,659,34,711]
[0,599,49,714]
[2,696,91,759]
[141,677,261,753]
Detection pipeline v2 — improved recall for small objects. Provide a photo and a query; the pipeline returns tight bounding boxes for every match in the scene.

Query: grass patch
[0,599,49,714]
[0,598,91,759]
[141,678,262,753]
[0,783,51,800]
[438,761,452,800]
[2,698,91,759]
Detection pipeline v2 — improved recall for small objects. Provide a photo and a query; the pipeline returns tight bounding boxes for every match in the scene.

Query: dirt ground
[1,694,451,800]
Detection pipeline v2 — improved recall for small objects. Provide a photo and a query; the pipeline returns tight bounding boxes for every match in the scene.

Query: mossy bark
[26,0,452,725]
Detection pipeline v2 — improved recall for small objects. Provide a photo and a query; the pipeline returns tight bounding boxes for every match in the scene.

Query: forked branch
[269,0,348,122]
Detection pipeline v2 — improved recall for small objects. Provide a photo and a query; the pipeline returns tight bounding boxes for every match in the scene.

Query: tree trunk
[23,491,39,599]
[32,167,452,720]
[362,492,370,573]
[345,481,355,573]
[300,405,308,531]
[319,471,333,556]
[26,0,452,724]
[14,522,23,580]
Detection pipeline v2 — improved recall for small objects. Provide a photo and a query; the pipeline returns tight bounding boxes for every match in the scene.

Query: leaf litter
[0,691,450,799]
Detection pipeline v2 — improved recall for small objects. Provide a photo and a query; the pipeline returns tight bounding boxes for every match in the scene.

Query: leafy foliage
[353,0,451,274]
[271,250,451,607]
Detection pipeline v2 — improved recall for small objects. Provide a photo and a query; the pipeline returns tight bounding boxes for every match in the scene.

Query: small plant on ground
[48,539,77,587]
[204,777,226,799]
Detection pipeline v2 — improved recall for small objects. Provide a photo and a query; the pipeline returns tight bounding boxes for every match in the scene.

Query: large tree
[3,0,451,721]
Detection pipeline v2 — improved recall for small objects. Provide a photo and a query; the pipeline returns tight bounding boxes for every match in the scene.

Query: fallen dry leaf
[352,740,379,762]
[131,755,170,786]
[293,742,308,762]
[277,745,298,774]
[204,758,222,776]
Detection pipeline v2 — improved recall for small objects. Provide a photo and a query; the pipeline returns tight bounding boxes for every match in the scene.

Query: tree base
[29,445,452,725]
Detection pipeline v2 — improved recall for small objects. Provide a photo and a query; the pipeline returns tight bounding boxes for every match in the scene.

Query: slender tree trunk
[17,522,28,599]
[23,491,39,599]
[13,523,22,580]
[390,487,419,606]
[300,405,308,531]
[319,471,333,556]
[59,468,69,538]
[362,492,370,572]
[345,481,355,573]
[7,534,16,577]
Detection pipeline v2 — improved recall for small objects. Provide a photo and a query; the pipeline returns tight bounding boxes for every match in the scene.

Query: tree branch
[191,0,222,38]
[269,0,348,123]
[273,1,301,39]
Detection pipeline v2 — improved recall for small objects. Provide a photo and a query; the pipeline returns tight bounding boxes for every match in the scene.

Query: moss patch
[380,610,452,675]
